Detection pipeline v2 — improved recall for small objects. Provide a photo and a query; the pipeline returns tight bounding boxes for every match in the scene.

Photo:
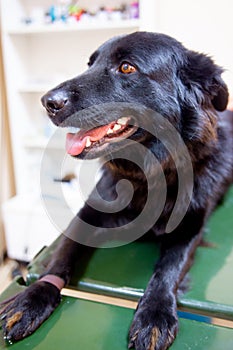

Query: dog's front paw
[0,281,61,341]
[128,296,178,350]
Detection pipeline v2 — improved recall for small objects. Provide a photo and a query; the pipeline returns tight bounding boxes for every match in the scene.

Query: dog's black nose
[41,91,68,115]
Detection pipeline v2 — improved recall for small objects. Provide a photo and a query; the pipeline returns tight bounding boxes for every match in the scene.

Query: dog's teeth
[117,117,129,125]
[107,128,114,135]
[85,137,92,148]
[113,124,122,131]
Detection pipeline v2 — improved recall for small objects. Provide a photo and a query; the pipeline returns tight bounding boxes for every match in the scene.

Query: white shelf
[6,19,140,35]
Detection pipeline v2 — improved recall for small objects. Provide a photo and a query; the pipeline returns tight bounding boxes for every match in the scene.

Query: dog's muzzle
[41,90,68,117]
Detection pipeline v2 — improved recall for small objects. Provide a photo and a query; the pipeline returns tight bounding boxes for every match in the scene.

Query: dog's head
[41,32,228,160]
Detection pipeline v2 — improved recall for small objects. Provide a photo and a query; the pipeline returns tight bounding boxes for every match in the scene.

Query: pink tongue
[66,122,114,156]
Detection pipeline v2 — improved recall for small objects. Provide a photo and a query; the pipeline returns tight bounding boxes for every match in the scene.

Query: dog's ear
[181,51,229,111]
[211,76,229,111]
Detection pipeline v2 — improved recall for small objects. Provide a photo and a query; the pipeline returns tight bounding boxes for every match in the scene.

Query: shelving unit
[7,18,141,34]
[0,0,157,260]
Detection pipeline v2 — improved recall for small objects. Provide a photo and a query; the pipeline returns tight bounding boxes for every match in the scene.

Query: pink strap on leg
[39,274,65,291]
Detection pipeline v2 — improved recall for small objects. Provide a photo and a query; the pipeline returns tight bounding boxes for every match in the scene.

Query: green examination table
[0,187,233,349]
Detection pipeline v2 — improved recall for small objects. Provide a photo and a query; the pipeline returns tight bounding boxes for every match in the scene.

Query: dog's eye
[119,62,137,74]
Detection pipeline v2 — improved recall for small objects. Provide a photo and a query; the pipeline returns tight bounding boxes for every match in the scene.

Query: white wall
[155,0,233,96]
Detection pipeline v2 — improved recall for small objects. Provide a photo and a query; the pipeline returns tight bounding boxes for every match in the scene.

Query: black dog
[1,32,233,350]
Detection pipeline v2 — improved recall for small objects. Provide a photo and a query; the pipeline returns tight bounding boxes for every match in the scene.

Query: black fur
[1,32,232,349]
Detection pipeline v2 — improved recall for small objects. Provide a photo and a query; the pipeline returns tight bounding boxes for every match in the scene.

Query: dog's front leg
[0,234,87,341]
[0,169,124,342]
[129,218,203,350]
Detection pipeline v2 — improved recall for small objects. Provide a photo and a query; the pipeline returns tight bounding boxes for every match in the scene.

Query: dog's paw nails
[128,340,134,349]
[167,328,176,343]
[0,313,7,320]
[128,329,139,348]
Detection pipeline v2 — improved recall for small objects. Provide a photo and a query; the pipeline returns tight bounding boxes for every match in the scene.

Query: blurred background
[0,0,233,286]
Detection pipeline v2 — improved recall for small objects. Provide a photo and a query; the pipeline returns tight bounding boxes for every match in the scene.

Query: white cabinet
[0,0,157,260]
